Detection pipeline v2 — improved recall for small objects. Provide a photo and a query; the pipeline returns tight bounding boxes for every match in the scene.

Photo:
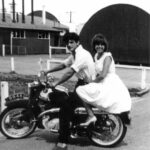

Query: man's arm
[53,67,75,87]
[45,63,66,74]
[45,55,73,75]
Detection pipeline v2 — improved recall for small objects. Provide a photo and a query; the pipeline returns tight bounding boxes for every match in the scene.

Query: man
[45,32,95,150]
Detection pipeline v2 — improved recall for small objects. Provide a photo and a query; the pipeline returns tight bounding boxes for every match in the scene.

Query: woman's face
[95,43,105,54]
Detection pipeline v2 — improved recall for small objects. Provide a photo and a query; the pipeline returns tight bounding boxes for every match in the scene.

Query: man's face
[67,40,79,52]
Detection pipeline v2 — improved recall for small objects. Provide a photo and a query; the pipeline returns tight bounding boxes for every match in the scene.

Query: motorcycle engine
[39,88,52,101]
[42,116,59,132]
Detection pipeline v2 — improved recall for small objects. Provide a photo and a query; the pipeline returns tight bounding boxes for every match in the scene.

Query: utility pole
[31,0,34,24]
[9,0,16,23]
[66,11,73,23]
[2,0,5,22]
[22,0,25,23]
[12,0,16,23]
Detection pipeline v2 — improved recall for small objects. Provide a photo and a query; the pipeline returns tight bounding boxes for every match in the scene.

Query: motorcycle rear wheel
[87,114,127,147]
[0,105,37,139]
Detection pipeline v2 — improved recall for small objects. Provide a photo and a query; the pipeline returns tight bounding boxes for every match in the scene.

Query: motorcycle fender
[119,111,131,125]
[5,99,29,108]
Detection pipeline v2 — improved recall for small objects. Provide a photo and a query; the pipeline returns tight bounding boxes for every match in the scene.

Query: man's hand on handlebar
[39,71,58,90]
[40,70,47,76]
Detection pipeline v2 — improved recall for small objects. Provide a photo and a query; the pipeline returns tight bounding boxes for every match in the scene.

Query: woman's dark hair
[91,33,108,53]
[63,32,80,43]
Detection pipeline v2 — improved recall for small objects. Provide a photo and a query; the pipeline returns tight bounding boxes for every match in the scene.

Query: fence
[49,46,69,59]
[1,44,27,56]
[0,55,150,113]
[0,58,50,113]
[116,64,149,89]
[0,82,9,112]
[1,44,67,57]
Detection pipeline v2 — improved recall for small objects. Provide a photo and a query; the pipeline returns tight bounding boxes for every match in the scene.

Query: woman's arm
[93,56,112,83]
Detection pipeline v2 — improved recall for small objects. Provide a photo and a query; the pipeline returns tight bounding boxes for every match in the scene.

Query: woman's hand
[93,75,103,83]
[93,56,112,83]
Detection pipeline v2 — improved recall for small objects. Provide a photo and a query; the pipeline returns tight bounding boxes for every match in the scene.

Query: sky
[1,0,150,26]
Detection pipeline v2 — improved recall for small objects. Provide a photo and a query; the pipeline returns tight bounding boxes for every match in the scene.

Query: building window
[13,30,26,39]
[38,32,49,39]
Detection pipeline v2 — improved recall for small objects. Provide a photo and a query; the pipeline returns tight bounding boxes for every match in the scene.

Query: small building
[0,11,69,56]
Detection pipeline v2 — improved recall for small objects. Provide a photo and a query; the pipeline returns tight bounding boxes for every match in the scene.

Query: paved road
[0,55,150,150]
[0,92,150,150]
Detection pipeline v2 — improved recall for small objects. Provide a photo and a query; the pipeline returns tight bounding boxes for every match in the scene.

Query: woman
[76,33,132,126]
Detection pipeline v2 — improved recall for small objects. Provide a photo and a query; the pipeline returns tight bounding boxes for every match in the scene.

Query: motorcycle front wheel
[0,105,37,139]
[87,114,127,147]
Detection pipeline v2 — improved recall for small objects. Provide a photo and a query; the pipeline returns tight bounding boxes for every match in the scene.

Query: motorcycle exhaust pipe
[75,107,107,115]
[38,107,107,118]
[38,108,60,118]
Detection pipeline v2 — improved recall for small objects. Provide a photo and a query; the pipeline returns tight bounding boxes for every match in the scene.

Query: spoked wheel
[0,107,37,139]
[87,114,127,147]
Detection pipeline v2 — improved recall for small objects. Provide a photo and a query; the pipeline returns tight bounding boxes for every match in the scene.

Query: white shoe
[80,116,97,126]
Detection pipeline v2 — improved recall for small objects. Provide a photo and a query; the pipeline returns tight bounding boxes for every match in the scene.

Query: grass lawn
[0,54,74,110]
[0,54,148,110]
[0,70,141,98]
[0,71,76,96]
[0,71,76,110]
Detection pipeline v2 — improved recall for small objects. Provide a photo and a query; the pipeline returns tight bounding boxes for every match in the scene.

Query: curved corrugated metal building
[27,10,60,22]
[80,4,150,66]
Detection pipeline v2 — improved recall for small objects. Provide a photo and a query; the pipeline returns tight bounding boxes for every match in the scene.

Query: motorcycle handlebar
[37,71,55,89]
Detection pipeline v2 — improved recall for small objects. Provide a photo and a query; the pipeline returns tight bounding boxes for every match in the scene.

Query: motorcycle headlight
[28,81,39,87]
[40,88,53,101]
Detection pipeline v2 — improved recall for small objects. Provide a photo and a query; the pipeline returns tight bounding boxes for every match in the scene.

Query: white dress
[76,52,132,114]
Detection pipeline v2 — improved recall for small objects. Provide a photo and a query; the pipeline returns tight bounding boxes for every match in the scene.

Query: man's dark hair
[63,32,80,43]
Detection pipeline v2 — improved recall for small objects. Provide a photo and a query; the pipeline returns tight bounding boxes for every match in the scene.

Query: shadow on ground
[28,129,130,149]
[31,130,92,147]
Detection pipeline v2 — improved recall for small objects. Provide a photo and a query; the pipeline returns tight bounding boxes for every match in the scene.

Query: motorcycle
[0,72,131,147]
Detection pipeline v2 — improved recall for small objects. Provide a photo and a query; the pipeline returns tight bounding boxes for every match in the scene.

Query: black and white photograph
[0,0,150,150]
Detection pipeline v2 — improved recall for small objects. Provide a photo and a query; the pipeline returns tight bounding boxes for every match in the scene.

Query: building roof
[0,12,69,32]
[27,10,60,22]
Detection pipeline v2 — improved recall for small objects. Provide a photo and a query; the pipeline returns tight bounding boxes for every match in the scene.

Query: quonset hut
[80,4,150,66]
